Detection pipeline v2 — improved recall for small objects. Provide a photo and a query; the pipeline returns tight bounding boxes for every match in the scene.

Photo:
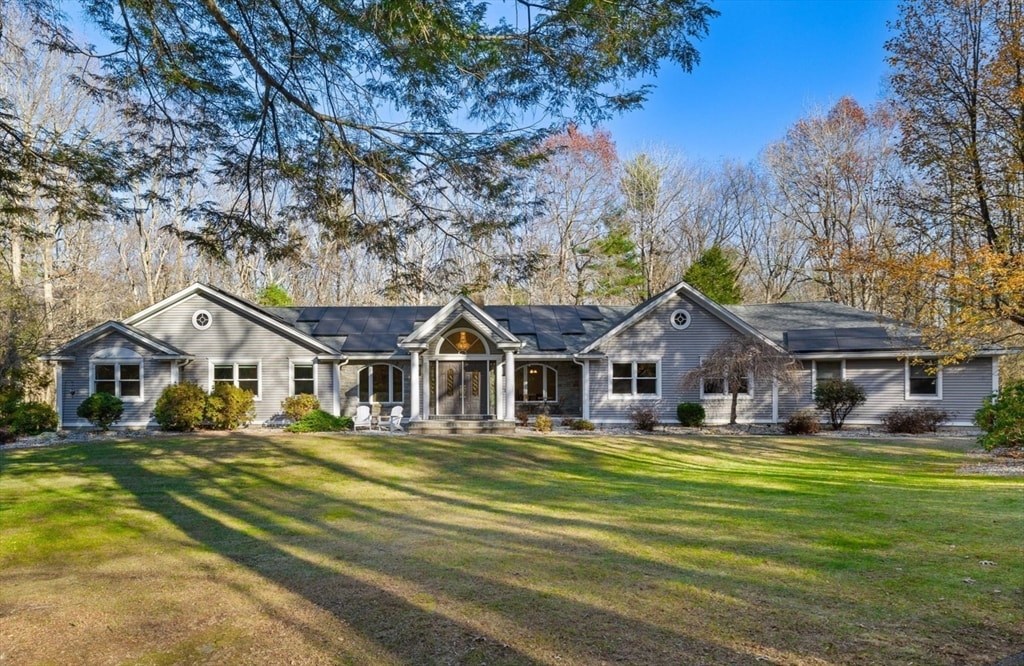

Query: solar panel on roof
[341,333,397,352]
[296,307,326,322]
[834,327,892,351]
[486,306,509,321]
[338,308,371,334]
[506,307,535,334]
[787,327,897,352]
[574,305,605,321]
[535,331,568,351]
[553,307,586,334]
[361,309,394,333]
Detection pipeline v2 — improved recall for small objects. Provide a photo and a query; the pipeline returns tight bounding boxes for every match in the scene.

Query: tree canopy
[17,0,717,261]
[682,245,742,304]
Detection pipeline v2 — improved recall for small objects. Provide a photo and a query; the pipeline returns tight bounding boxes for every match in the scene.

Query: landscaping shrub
[0,428,14,444]
[9,401,58,436]
[881,407,950,434]
[205,383,255,430]
[534,414,553,432]
[0,387,22,428]
[974,381,1024,450]
[676,402,705,427]
[154,383,207,431]
[629,404,659,432]
[783,410,821,435]
[76,393,124,431]
[571,419,595,431]
[515,410,529,427]
[284,409,353,433]
[560,417,576,427]
[282,394,321,421]
[813,379,866,430]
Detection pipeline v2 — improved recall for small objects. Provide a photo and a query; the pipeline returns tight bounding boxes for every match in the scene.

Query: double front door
[435,360,488,417]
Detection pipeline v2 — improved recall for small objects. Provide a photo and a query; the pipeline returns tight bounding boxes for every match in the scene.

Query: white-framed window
[812,360,845,394]
[192,309,212,330]
[698,358,751,399]
[290,360,316,396]
[609,361,660,397]
[670,309,692,330]
[517,364,557,402]
[359,364,404,403]
[906,360,942,400]
[91,360,144,402]
[211,360,262,399]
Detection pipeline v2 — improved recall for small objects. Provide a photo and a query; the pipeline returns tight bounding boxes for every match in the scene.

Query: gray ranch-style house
[42,281,1005,430]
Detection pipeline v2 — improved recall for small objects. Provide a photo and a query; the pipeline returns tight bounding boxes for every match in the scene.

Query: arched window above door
[438,329,488,354]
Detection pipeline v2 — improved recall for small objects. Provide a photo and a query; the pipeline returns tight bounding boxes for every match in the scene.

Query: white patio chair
[378,405,404,432]
[353,405,372,431]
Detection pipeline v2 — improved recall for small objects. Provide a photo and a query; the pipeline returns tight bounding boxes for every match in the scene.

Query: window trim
[358,364,405,404]
[289,359,317,397]
[812,359,846,396]
[517,364,558,403]
[209,359,263,401]
[905,360,942,401]
[192,309,213,331]
[89,358,145,402]
[607,360,661,399]
[670,309,692,330]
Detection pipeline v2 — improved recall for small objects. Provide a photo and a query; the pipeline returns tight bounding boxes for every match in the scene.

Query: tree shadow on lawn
[71,434,775,666]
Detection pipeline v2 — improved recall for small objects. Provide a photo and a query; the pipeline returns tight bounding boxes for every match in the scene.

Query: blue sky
[602,0,899,163]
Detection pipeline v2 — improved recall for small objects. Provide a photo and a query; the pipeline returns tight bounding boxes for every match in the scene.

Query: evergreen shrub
[534,414,553,432]
[572,419,595,431]
[975,381,1024,450]
[76,393,124,431]
[154,383,207,431]
[813,379,866,431]
[205,383,255,430]
[676,402,705,426]
[282,394,321,421]
[285,410,353,433]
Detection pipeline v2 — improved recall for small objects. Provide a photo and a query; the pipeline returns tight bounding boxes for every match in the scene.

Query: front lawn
[1,433,1021,665]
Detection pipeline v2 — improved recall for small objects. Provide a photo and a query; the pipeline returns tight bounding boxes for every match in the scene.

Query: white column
[772,377,779,424]
[496,361,504,420]
[55,363,64,429]
[332,362,341,417]
[410,351,421,420]
[422,358,431,419]
[504,350,516,422]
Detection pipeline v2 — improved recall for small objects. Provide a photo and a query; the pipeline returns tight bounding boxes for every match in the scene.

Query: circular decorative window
[670,309,691,330]
[192,310,212,331]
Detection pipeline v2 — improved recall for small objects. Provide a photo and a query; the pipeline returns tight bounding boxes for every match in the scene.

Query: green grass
[1,433,1021,665]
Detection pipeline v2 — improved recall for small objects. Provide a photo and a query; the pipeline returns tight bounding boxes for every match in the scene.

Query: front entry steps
[407,419,517,435]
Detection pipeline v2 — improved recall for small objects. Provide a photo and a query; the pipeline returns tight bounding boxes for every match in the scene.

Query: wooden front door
[436,360,488,417]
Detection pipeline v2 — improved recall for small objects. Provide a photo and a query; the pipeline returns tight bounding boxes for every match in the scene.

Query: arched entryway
[432,329,493,418]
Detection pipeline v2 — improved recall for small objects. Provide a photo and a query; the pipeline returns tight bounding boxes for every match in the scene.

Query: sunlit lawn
[1,432,1021,665]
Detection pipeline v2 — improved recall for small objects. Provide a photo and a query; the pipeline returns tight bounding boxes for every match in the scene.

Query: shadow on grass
[32,434,772,665]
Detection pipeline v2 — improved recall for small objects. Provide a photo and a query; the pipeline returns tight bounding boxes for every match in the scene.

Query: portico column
[504,350,516,422]
[495,361,504,420]
[410,351,421,420]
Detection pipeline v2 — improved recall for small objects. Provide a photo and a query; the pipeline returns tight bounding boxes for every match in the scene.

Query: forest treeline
[1,0,1021,398]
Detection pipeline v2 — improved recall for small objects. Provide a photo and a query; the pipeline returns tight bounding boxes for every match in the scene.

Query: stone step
[407,419,517,435]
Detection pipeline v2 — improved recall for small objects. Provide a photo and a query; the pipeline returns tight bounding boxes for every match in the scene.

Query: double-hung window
[906,360,941,400]
[212,361,261,398]
[699,359,750,398]
[92,361,143,401]
[813,360,844,394]
[292,363,315,395]
[610,361,659,397]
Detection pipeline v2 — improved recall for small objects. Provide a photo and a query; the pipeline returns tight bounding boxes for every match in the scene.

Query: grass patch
[1,432,1021,665]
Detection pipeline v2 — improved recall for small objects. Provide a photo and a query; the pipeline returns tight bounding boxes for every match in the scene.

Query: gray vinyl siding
[778,357,994,426]
[59,333,171,428]
[587,295,774,424]
[135,293,331,424]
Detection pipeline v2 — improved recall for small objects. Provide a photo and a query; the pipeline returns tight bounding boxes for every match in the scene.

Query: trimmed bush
[534,414,553,432]
[0,428,15,445]
[813,379,866,431]
[76,393,124,431]
[154,383,207,431]
[205,383,255,430]
[282,394,321,422]
[783,410,821,435]
[881,407,950,434]
[974,381,1024,450]
[9,401,58,436]
[285,410,353,433]
[629,404,660,432]
[571,419,595,431]
[676,402,705,427]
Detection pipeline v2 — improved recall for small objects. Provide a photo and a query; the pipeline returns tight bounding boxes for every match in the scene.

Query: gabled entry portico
[399,296,523,426]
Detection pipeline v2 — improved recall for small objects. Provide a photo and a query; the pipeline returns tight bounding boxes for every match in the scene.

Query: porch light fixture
[454,331,472,353]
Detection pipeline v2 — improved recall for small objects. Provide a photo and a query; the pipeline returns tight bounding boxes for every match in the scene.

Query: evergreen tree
[683,246,742,304]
